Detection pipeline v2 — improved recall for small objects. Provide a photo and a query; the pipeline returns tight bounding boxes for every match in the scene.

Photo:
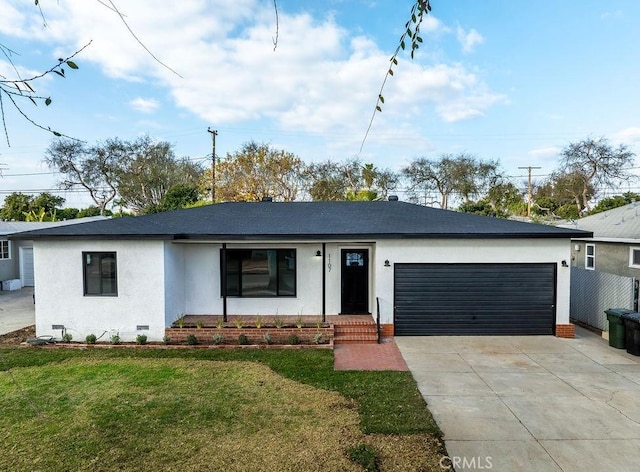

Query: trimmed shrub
[85,334,97,345]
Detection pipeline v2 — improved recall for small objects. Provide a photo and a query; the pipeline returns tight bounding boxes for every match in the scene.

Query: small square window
[630,248,640,268]
[83,252,117,296]
[585,244,595,270]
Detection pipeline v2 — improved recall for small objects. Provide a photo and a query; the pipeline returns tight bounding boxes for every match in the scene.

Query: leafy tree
[148,184,201,213]
[31,192,65,216]
[402,153,501,209]
[213,141,305,202]
[45,138,134,215]
[557,137,636,212]
[57,207,80,220]
[458,183,526,218]
[117,137,203,214]
[0,192,33,220]
[0,191,66,221]
[77,206,112,218]
[589,192,640,215]
[304,159,398,201]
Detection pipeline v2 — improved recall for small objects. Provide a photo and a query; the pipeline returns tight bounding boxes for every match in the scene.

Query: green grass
[0,348,445,471]
[0,348,440,436]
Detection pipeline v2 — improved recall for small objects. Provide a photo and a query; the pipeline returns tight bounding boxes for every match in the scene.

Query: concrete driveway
[0,288,35,335]
[396,327,640,472]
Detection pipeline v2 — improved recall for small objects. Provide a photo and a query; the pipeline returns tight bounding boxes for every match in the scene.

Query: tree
[304,159,398,201]
[557,137,636,212]
[31,192,65,216]
[213,142,305,202]
[458,182,525,218]
[0,191,66,221]
[45,138,133,215]
[148,184,201,213]
[590,192,640,215]
[0,192,33,220]
[402,153,501,209]
[117,137,203,214]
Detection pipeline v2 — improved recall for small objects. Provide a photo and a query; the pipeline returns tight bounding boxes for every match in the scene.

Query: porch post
[322,242,326,322]
[221,243,228,322]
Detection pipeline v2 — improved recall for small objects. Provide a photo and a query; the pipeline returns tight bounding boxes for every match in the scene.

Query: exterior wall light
[561,260,569,267]
[384,260,391,267]
[316,250,322,257]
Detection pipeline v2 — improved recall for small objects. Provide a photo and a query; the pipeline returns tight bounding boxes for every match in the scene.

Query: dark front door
[341,249,369,314]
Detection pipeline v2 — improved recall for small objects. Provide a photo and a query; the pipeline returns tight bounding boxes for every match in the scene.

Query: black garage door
[394,263,556,335]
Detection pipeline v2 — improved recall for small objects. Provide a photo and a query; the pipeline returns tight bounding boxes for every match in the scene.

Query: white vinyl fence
[570,267,635,332]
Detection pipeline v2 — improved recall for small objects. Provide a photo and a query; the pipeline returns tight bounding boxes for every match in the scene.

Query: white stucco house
[11,199,591,342]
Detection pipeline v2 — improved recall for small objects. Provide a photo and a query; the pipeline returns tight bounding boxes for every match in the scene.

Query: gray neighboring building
[0,218,107,288]
[560,203,640,278]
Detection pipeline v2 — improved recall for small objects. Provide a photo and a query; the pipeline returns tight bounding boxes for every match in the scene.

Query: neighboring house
[559,203,640,316]
[561,203,640,277]
[1,217,107,289]
[11,199,590,342]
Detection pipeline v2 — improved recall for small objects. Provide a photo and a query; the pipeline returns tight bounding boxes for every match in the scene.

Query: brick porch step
[333,323,378,345]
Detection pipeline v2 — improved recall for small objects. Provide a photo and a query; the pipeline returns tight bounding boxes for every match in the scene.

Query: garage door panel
[394,263,556,335]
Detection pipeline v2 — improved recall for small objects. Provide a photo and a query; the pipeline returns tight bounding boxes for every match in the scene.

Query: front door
[341,249,369,314]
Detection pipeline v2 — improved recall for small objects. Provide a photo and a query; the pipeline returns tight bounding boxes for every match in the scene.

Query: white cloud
[2,1,503,137]
[422,16,451,35]
[456,26,484,54]
[528,147,560,159]
[615,127,640,144]
[129,97,159,114]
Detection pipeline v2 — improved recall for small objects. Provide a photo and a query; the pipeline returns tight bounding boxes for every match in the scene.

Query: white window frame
[585,243,595,270]
[0,239,10,260]
[629,247,640,269]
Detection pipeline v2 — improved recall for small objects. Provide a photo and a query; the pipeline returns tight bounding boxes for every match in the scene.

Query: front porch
[167,314,379,345]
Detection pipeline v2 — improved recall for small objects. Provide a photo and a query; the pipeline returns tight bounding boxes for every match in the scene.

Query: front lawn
[0,348,445,471]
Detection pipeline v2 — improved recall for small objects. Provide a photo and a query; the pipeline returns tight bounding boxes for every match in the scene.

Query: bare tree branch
[272,0,279,51]
[360,0,431,154]
[101,0,183,78]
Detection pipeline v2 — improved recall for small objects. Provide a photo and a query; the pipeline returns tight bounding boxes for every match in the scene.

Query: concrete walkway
[333,337,409,371]
[396,327,640,472]
[0,288,35,335]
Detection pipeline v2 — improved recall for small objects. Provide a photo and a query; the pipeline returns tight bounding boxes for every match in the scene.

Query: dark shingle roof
[10,201,592,241]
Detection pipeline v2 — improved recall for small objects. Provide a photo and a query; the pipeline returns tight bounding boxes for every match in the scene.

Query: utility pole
[518,165,541,217]
[207,128,218,202]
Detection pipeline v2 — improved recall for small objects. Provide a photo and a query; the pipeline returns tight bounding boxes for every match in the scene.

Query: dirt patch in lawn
[0,325,34,346]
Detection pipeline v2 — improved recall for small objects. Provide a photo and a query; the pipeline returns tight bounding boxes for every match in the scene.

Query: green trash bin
[605,308,633,349]
[622,313,640,356]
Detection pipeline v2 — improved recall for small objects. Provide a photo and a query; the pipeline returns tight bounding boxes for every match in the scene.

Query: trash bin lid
[621,312,640,321]
[605,308,635,317]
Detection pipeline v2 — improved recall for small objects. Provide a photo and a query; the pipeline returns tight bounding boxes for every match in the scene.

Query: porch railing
[376,297,381,343]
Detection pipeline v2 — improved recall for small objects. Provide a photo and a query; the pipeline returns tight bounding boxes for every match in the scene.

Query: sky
[1,0,640,208]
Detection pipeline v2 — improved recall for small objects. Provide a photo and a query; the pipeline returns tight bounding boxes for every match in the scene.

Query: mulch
[0,325,35,346]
